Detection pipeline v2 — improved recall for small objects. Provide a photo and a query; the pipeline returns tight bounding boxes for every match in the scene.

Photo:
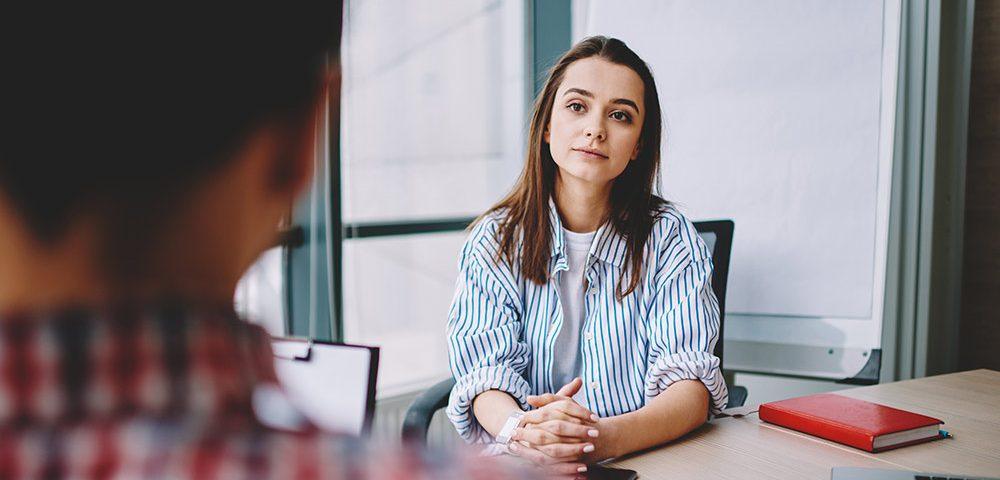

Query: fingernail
[588,429,599,438]
[508,443,518,452]
[590,414,599,422]
[577,466,588,473]
[583,444,595,453]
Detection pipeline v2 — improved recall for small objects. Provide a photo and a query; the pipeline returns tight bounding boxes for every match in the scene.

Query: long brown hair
[482,36,667,300]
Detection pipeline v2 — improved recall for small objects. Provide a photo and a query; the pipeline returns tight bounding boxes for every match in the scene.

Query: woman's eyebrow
[612,98,640,114]
[563,87,594,98]
[563,87,640,114]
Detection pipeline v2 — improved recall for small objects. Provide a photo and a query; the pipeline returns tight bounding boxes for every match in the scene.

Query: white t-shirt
[551,228,596,404]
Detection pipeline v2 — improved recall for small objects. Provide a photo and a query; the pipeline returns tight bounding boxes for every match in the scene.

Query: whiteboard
[576,0,901,379]
[270,339,379,435]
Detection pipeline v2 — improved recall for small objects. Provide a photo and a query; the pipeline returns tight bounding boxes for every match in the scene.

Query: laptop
[831,467,999,480]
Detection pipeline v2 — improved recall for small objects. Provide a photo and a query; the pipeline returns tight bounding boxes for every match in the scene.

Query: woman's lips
[573,148,608,159]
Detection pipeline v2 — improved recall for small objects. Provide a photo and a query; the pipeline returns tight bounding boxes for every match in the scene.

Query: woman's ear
[544,126,550,144]
[631,140,642,161]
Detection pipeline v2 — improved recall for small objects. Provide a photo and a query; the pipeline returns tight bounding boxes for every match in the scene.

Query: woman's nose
[583,123,606,141]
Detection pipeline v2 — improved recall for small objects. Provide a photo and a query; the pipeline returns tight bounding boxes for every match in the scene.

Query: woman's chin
[560,166,621,187]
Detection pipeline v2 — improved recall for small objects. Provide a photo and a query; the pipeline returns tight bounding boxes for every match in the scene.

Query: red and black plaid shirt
[0,304,526,479]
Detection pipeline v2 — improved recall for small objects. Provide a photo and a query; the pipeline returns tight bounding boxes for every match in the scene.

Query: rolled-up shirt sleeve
[446,228,530,444]
[644,223,729,415]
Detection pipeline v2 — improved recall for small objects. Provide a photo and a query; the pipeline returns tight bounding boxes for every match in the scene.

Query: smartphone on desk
[586,465,638,480]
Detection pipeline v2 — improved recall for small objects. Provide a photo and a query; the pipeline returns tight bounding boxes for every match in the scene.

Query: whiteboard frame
[723,0,903,381]
[575,0,905,380]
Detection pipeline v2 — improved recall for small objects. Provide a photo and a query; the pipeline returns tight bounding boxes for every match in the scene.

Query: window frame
[283,0,572,342]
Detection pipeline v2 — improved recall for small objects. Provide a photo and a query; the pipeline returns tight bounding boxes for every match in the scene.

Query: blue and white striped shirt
[445,201,728,443]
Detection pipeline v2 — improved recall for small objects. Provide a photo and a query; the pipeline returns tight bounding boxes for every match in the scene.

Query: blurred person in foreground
[0,5,549,479]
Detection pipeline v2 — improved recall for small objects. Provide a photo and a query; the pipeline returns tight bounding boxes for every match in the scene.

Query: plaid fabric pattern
[0,305,526,479]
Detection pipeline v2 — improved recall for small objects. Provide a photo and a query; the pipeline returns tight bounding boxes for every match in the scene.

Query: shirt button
[590,381,599,390]
[585,332,593,341]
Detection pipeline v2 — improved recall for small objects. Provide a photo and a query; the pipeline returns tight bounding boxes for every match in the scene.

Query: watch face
[496,412,523,445]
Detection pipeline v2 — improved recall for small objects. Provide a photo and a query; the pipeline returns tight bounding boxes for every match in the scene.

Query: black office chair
[402,220,747,444]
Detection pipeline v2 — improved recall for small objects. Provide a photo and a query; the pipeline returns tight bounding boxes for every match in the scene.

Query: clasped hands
[507,377,610,477]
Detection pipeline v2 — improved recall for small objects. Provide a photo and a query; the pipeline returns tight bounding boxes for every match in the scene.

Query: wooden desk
[608,369,1000,479]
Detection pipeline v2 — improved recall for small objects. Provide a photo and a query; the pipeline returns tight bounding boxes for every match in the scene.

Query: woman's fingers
[507,441,558,465]
[523,400,597,425]
[536,440,594,459]
[526,393,560,408]
[551,399,599,423]
[511,424,595,462]
[514,425,589,447]
[542,461,589,477]
[536,420,599,440]
[508,440,589,470]
[555,377,583,397]
[515,421,597,445]
[513,426,564,446]
[522,406,576,425]
[528,377,583,408]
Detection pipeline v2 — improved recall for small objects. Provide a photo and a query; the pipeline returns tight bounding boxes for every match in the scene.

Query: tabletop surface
[608,369,1000,479]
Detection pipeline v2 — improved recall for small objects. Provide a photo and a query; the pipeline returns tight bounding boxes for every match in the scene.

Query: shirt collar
[0,303,278,427]
[547,197,627,271]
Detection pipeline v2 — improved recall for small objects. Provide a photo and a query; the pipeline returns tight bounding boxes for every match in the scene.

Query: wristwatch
[494,410,525,448]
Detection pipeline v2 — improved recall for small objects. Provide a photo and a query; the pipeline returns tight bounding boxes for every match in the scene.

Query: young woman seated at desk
[446,36,729,477]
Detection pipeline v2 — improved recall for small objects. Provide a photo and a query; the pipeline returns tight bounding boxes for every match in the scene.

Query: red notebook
[759,393,944,453]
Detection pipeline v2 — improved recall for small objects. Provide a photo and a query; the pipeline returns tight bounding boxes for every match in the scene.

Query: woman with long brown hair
[446,36,728,473]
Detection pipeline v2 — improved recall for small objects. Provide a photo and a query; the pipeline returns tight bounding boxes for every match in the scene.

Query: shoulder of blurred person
[0,304,536,479]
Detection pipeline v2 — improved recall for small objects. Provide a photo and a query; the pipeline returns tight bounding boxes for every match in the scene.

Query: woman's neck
[553,172,611,233]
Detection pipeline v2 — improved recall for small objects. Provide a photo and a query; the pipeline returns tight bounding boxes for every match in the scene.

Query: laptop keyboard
[831,467,998,480]
[914,476,990,480]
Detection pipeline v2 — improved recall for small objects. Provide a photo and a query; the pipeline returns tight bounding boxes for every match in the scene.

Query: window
[340,0,527,396]
[238,0,532,397]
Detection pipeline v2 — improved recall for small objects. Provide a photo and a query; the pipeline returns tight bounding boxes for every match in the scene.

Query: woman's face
[545,57,645,187]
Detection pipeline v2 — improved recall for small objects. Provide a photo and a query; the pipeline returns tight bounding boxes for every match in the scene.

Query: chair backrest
[271,338,379,436]
[692,220,734,368]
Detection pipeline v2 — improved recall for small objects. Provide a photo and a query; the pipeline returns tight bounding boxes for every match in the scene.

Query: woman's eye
[611,111,631,122]
[568,102,585,112]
